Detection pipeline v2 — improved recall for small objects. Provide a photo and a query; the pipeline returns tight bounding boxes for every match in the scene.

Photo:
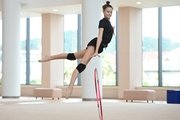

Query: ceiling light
[136,2,141,4]
[53,9,58,12]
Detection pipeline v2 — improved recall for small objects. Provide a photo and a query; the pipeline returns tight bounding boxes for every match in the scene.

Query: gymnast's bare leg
[66,46,95,99]
[38,49,86,62]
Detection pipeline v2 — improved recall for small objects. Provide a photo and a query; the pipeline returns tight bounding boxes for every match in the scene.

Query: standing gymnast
[38,1,114,99]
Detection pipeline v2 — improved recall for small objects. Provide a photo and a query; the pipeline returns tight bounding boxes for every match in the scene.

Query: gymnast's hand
[91,52,100,58]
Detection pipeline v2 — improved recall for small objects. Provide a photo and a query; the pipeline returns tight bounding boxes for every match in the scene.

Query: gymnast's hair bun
[102,1,113,10]
[106,1,110,5]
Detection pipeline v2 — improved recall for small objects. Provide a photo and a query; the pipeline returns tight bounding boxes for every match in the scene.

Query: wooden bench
[124,89,156,103]
[34,88,62,100]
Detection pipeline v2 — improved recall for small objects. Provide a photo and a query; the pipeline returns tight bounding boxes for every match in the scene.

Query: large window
[142,6,180,87]
[142,8,158,86]
[29,17,42,84]
[63,14,78,85]
[162,6,180,86]
[0,17,41,85]
[20,17,42,85]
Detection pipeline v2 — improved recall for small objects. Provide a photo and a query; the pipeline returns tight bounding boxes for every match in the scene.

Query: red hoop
[94,68,104,120]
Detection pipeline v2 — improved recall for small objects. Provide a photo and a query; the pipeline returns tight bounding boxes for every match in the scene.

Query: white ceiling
[110,0,180,8]
[21,4,82,18]
[2,0,180,17]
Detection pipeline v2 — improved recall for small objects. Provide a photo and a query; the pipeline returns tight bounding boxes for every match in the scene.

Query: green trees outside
[20,38,41,50]
[143,37,180,52]
[142,37,180,86]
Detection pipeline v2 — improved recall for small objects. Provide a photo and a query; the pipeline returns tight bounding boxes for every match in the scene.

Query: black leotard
[87,18,114,53]
[98,18,114,46]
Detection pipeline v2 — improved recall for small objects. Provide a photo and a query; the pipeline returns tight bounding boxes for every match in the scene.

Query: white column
[1,0,21,98]
[82,0,102,100]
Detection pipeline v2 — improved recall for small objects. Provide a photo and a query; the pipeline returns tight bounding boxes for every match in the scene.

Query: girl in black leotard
[39,1,114,99]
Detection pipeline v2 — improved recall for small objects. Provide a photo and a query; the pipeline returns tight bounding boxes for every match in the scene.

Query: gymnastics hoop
[94,68,104,120]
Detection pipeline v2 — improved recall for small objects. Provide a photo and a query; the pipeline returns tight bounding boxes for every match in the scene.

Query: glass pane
[102,11,117,86]
[64,14,78,85]
[20,18,27,84]
[142,8,159,86]
[162,6,180,86]
[30,17,42,84]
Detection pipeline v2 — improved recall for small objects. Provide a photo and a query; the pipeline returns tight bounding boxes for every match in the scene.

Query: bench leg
[52,98,54,100]
[126,100,128,102]
[42,97,43,99]
[152,100,153,103]
[131,100,133,102]
[147,100,149,103]
[58,98,60,100]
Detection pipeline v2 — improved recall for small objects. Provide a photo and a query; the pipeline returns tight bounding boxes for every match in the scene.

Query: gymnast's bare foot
[38,55,50,62]
[66,88,73,99]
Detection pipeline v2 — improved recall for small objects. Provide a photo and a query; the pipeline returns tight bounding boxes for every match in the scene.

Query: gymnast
[39,1,114,99]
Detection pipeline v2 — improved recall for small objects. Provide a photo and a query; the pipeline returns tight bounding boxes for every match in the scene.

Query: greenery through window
[29,17,42,84]
[162,6,180,86]
[142,6,180,86]
[20,17,42,85]
[63,14,78,85]
[142,8,158,86]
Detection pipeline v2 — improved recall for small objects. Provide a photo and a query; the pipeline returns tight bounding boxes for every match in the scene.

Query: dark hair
[102,1,113,11]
